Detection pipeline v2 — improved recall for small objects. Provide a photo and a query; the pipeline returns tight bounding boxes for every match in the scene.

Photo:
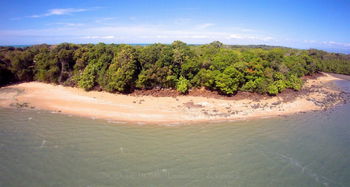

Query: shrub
[287,74,303,91]
[267,84,279,95]
[78,63,97,90]
[105,46,139,92]
[274,80,287,92]
[215,66,243,95]
[176,76,190,94]
[241,80,257,92]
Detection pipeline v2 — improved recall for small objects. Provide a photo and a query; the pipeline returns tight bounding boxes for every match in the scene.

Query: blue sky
[0,0,349,53]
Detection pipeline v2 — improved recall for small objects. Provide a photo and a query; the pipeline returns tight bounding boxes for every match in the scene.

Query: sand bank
[0,73,347,124]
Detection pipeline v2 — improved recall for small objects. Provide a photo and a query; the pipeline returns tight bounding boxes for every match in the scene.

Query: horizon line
[1,42,349,54]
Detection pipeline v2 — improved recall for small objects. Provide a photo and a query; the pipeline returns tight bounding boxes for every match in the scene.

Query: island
[1,41,349,124]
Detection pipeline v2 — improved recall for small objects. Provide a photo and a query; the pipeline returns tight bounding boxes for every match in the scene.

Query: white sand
[0,73,345,124]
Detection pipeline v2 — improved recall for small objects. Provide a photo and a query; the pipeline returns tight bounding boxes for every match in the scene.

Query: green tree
[9,50,35,81]
[34,50,60,83]
[77,60,102,90]
[105,46,139,92]
[4,41,347,97]
[215,66,244,95]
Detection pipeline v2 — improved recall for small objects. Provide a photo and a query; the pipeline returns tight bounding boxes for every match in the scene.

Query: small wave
[39,140,46,148]
[277,153,340,187]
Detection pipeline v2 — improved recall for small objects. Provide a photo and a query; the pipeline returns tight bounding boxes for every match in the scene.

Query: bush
[267,84,279,95]
[273,72,285,80]
[241,80,257,92]
[274,80,287,92]
[105,46,139,92]
[33,51,60,83]
[286,74,303,91]
[78,63,97,90]
[254,77,271,94]
[215,66,243,95]
[176,76,190,94]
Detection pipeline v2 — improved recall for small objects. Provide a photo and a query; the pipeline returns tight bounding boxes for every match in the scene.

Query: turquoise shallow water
[0,81,350,187]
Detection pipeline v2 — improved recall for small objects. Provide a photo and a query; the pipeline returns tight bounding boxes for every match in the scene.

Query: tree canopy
[1,42,349,95]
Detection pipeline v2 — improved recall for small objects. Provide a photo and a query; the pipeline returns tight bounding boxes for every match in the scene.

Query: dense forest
[1,41,350,95]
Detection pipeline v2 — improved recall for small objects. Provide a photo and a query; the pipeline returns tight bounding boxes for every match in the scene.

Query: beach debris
[11,102,31,109]
[251,103,261,109]
[183,101,203,108]
[198,102,211,107]
[272,101,282,105]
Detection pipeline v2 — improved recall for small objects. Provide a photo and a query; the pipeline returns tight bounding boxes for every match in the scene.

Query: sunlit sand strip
[0,73,347,124]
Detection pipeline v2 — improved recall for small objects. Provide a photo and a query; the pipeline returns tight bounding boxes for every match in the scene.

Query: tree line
[1,41,349,95]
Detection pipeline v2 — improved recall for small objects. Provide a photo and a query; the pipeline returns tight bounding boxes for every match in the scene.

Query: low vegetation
[1,41,349,95]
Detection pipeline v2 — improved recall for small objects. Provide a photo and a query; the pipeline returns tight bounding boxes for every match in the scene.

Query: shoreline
[0,73,348,124]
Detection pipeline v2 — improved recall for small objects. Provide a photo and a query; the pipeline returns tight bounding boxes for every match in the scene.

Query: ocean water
[0,45,33,48]
[0,81,350,186]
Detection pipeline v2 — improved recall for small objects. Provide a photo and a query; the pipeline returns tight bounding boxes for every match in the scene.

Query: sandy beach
[0,73,347,124]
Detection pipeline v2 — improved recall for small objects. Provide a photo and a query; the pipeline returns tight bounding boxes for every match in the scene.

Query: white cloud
[82,35,115,39]
[174,18,192,25]
[302,40,350,49]
[156,35,169,39]
[0,24,277,45]
[50,22,85,27]
[229,34,273,41]
[322,41,350,47]
[30,8,89,18]
[1,21,348,53]
[261,36,274,41]
[234,27,257,33]
[195,23,215,29]
[191,35,210,39]
[129,17,137,21]
[229,34,244,39]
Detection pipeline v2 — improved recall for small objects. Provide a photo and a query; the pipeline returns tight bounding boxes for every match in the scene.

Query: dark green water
[1,81,350,187]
